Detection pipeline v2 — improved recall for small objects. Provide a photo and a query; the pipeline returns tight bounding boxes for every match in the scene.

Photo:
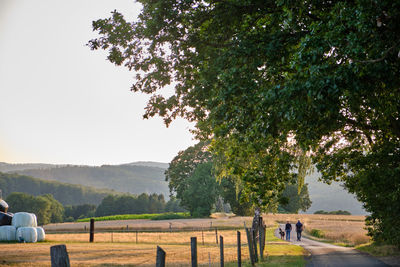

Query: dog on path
[279,228,285,240]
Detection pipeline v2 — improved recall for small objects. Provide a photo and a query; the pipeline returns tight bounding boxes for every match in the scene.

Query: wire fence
[47,228,254,266]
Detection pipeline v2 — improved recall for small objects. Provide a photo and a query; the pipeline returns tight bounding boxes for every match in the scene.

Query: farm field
[0,228,305,266]
[270,213,368,246]
[0,213,369,266]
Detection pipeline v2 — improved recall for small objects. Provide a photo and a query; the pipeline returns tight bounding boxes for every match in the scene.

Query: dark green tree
[89,0,400,246]
[278,184,312,214]
[165,141,212,200]
[219,177,253,216]
[181,162,219,217]
[165,196,186,212]
[6,192,64,225]
[64,204,97,220]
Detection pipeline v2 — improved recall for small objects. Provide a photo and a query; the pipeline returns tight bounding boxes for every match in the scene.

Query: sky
[0,0,196,166]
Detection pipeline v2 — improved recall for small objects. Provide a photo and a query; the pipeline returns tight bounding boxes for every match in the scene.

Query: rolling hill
[1,161,366,214]
[3,162,170,197]
[0,172,116,205]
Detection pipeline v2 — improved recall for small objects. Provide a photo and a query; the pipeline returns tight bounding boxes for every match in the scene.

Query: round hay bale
[0,225,17,241]
[16,227,37,243]
[0,211,13,226]
[0,199,8,213]
[12,212,37,228]
[36,227,45,241]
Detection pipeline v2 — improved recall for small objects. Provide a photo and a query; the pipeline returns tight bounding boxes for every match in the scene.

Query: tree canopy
[89,0,400,246]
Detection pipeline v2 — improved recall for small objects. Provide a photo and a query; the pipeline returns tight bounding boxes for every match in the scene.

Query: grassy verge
[303,230,356,247]
[356,242,400,257]
[77,212,190,222]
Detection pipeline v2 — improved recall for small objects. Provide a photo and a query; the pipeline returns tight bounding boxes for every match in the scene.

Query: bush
[151,212,190,220]
[310,229,325,238]
[314,210,351,215]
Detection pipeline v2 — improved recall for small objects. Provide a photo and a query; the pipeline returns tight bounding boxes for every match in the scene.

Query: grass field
[268,213,369,246]
[2,213,374,266]
[0,227,305,267]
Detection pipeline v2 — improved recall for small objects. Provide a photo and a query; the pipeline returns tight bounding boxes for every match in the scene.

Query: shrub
[310,229,325,238]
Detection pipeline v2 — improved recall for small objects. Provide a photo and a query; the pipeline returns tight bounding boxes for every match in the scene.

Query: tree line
[5,192,185,225]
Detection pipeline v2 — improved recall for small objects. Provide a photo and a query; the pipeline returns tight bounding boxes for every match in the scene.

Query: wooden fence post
[219,235,224,267]
[202,230,204,245]
[245,228,255,266]
[259,225,265,260]
[156,246,166,267]
[136,231,138,243]
[89,219,94,243]
[191,237,197,267]
[237,231,241,267]
[252,229,258,263]
[215,228,218,244]
[50,244,70,267]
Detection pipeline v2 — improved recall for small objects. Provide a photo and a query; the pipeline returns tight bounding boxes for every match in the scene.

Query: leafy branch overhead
[89,0,400,247]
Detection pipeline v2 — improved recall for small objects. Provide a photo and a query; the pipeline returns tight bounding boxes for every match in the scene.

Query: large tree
[89,0,400,246]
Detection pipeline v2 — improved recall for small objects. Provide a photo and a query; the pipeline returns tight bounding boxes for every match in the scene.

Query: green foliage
[64,204,97,220]
[165,141,212,200]
[90,0,400,246]
[219,177,253,216]
[77,212,189,222]
[95,193,171,217]
[165,196,187,213]
[182,162,219,217]
[278,183,312,214]
[0,172,113,205]
[310,229,325,238]
[314,210,351,215]
[6,192,64,225]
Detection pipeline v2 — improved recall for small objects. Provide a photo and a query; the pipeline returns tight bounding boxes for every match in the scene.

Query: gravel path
[276,224,389,267]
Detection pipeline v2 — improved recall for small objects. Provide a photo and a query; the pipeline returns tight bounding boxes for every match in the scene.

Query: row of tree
[94,193,185,217]
[5,192,186,225]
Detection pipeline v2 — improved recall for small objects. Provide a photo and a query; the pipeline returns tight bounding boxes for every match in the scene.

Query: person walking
[296,220,303,241]
[285,221,292,241]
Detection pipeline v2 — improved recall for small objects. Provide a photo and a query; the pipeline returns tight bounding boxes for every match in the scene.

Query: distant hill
[122,161,169,169]
[1,161,366,214]
[0,162,64,172]
[5,162,170,197]
[0,172,115,205]
[305,171,366,215]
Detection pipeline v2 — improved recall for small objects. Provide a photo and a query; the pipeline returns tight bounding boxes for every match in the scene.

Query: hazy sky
[0,0,196,165]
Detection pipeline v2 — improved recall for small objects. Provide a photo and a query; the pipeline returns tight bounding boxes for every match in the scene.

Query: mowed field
[0,213,367,266]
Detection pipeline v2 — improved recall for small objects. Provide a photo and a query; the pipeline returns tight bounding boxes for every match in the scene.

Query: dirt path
[276,224,389,267]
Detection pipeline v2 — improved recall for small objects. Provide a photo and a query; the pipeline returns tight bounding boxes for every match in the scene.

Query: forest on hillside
[0,172,114,205]
[9,164,169,196]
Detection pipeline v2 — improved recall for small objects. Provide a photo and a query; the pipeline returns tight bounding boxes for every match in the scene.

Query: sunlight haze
[0,0,196,165]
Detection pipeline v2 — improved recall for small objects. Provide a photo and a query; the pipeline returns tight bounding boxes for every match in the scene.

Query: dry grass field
[0,228,304,267]
[0,213,369,266]
[266,213,369,246]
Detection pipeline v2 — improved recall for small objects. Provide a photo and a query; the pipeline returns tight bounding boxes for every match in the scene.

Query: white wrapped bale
[12,212,37,228]
[16,227,37,243]
[36,227,45,241]
[0,225,16,241]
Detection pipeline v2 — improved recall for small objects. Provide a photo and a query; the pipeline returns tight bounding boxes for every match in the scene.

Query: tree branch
[356,40,400,64]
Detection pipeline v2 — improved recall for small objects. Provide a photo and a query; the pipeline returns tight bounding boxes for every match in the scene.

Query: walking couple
[285,220,304,241]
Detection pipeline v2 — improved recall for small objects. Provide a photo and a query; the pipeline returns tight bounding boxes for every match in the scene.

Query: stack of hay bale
[0,199,45,242]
